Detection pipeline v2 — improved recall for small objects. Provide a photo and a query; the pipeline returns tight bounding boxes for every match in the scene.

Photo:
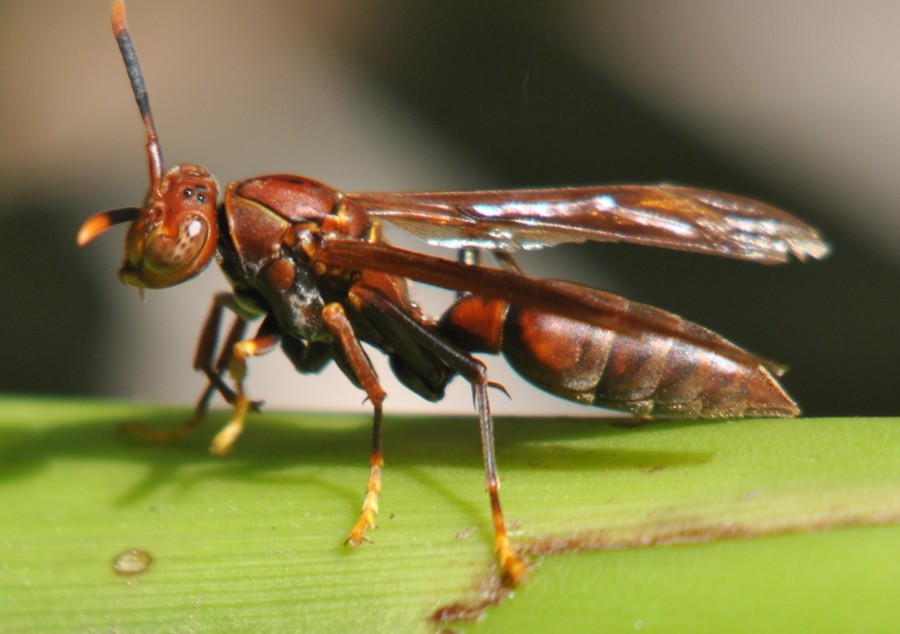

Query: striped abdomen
[437,282,798,418]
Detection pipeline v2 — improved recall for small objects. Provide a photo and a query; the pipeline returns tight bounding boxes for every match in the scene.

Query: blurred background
[1,0,897,417]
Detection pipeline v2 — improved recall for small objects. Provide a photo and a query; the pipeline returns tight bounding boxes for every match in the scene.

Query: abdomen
[437,285,799,418]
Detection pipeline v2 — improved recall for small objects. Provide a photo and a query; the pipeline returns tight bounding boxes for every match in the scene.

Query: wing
[347,184,829,264]
[313,237,786,374]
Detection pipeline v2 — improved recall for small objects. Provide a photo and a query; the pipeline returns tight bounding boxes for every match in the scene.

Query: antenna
[110,0,163,190]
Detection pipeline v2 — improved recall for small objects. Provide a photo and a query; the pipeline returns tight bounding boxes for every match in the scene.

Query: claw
[345,506,377,547]
[496,533,530,586]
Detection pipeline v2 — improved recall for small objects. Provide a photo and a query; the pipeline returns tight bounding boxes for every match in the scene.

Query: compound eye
[143,214,210,275]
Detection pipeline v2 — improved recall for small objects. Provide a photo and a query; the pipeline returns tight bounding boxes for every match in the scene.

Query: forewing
[348,185,829,263]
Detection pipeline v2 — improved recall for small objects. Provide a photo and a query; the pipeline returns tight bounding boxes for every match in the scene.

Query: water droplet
[111,548,153,576]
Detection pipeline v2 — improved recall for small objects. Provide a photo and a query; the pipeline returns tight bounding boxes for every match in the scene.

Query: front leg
[321,302,386,547]
[122,292,251,443]
[208,316,281,456]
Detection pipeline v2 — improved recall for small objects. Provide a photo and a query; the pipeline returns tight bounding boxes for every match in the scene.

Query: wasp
[79,1,829,585]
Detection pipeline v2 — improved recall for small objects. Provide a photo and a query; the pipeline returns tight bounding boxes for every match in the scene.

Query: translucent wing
[348,184,829,263]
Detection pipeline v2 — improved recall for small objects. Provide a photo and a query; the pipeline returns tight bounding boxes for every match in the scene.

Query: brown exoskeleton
[79,1,829,585]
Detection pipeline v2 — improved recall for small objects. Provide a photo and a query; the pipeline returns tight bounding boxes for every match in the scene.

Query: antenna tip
[77,214,107,246]
[77,207,141,246]
[111,0,127,35]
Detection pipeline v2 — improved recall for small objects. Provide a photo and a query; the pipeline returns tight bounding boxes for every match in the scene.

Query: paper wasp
[79,1,829,585]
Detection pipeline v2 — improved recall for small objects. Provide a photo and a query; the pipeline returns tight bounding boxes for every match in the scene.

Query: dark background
[1,1,897,416]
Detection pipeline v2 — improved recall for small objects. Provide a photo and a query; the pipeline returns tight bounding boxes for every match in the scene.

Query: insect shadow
[0,406,713,510]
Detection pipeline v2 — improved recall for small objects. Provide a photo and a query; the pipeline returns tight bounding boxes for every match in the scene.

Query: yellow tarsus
[345,463,383,546]
[496,533,530,585]
[210,395,251,456]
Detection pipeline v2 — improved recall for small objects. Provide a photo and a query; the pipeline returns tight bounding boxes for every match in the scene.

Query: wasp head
[77,2,220,289]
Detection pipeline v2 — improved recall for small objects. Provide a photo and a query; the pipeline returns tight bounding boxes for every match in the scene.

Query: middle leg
[348,285,529,585]
[321,302,387,546]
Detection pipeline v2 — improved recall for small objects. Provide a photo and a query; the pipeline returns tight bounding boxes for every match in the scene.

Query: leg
[473,377,529,585]
[349,285,529,585]
[122,292,250,442]
[321,302,386,546]
[208,316,281,456]
[195,293,251,405]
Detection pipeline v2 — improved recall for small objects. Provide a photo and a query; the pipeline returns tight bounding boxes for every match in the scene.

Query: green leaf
[0,396,897,632]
